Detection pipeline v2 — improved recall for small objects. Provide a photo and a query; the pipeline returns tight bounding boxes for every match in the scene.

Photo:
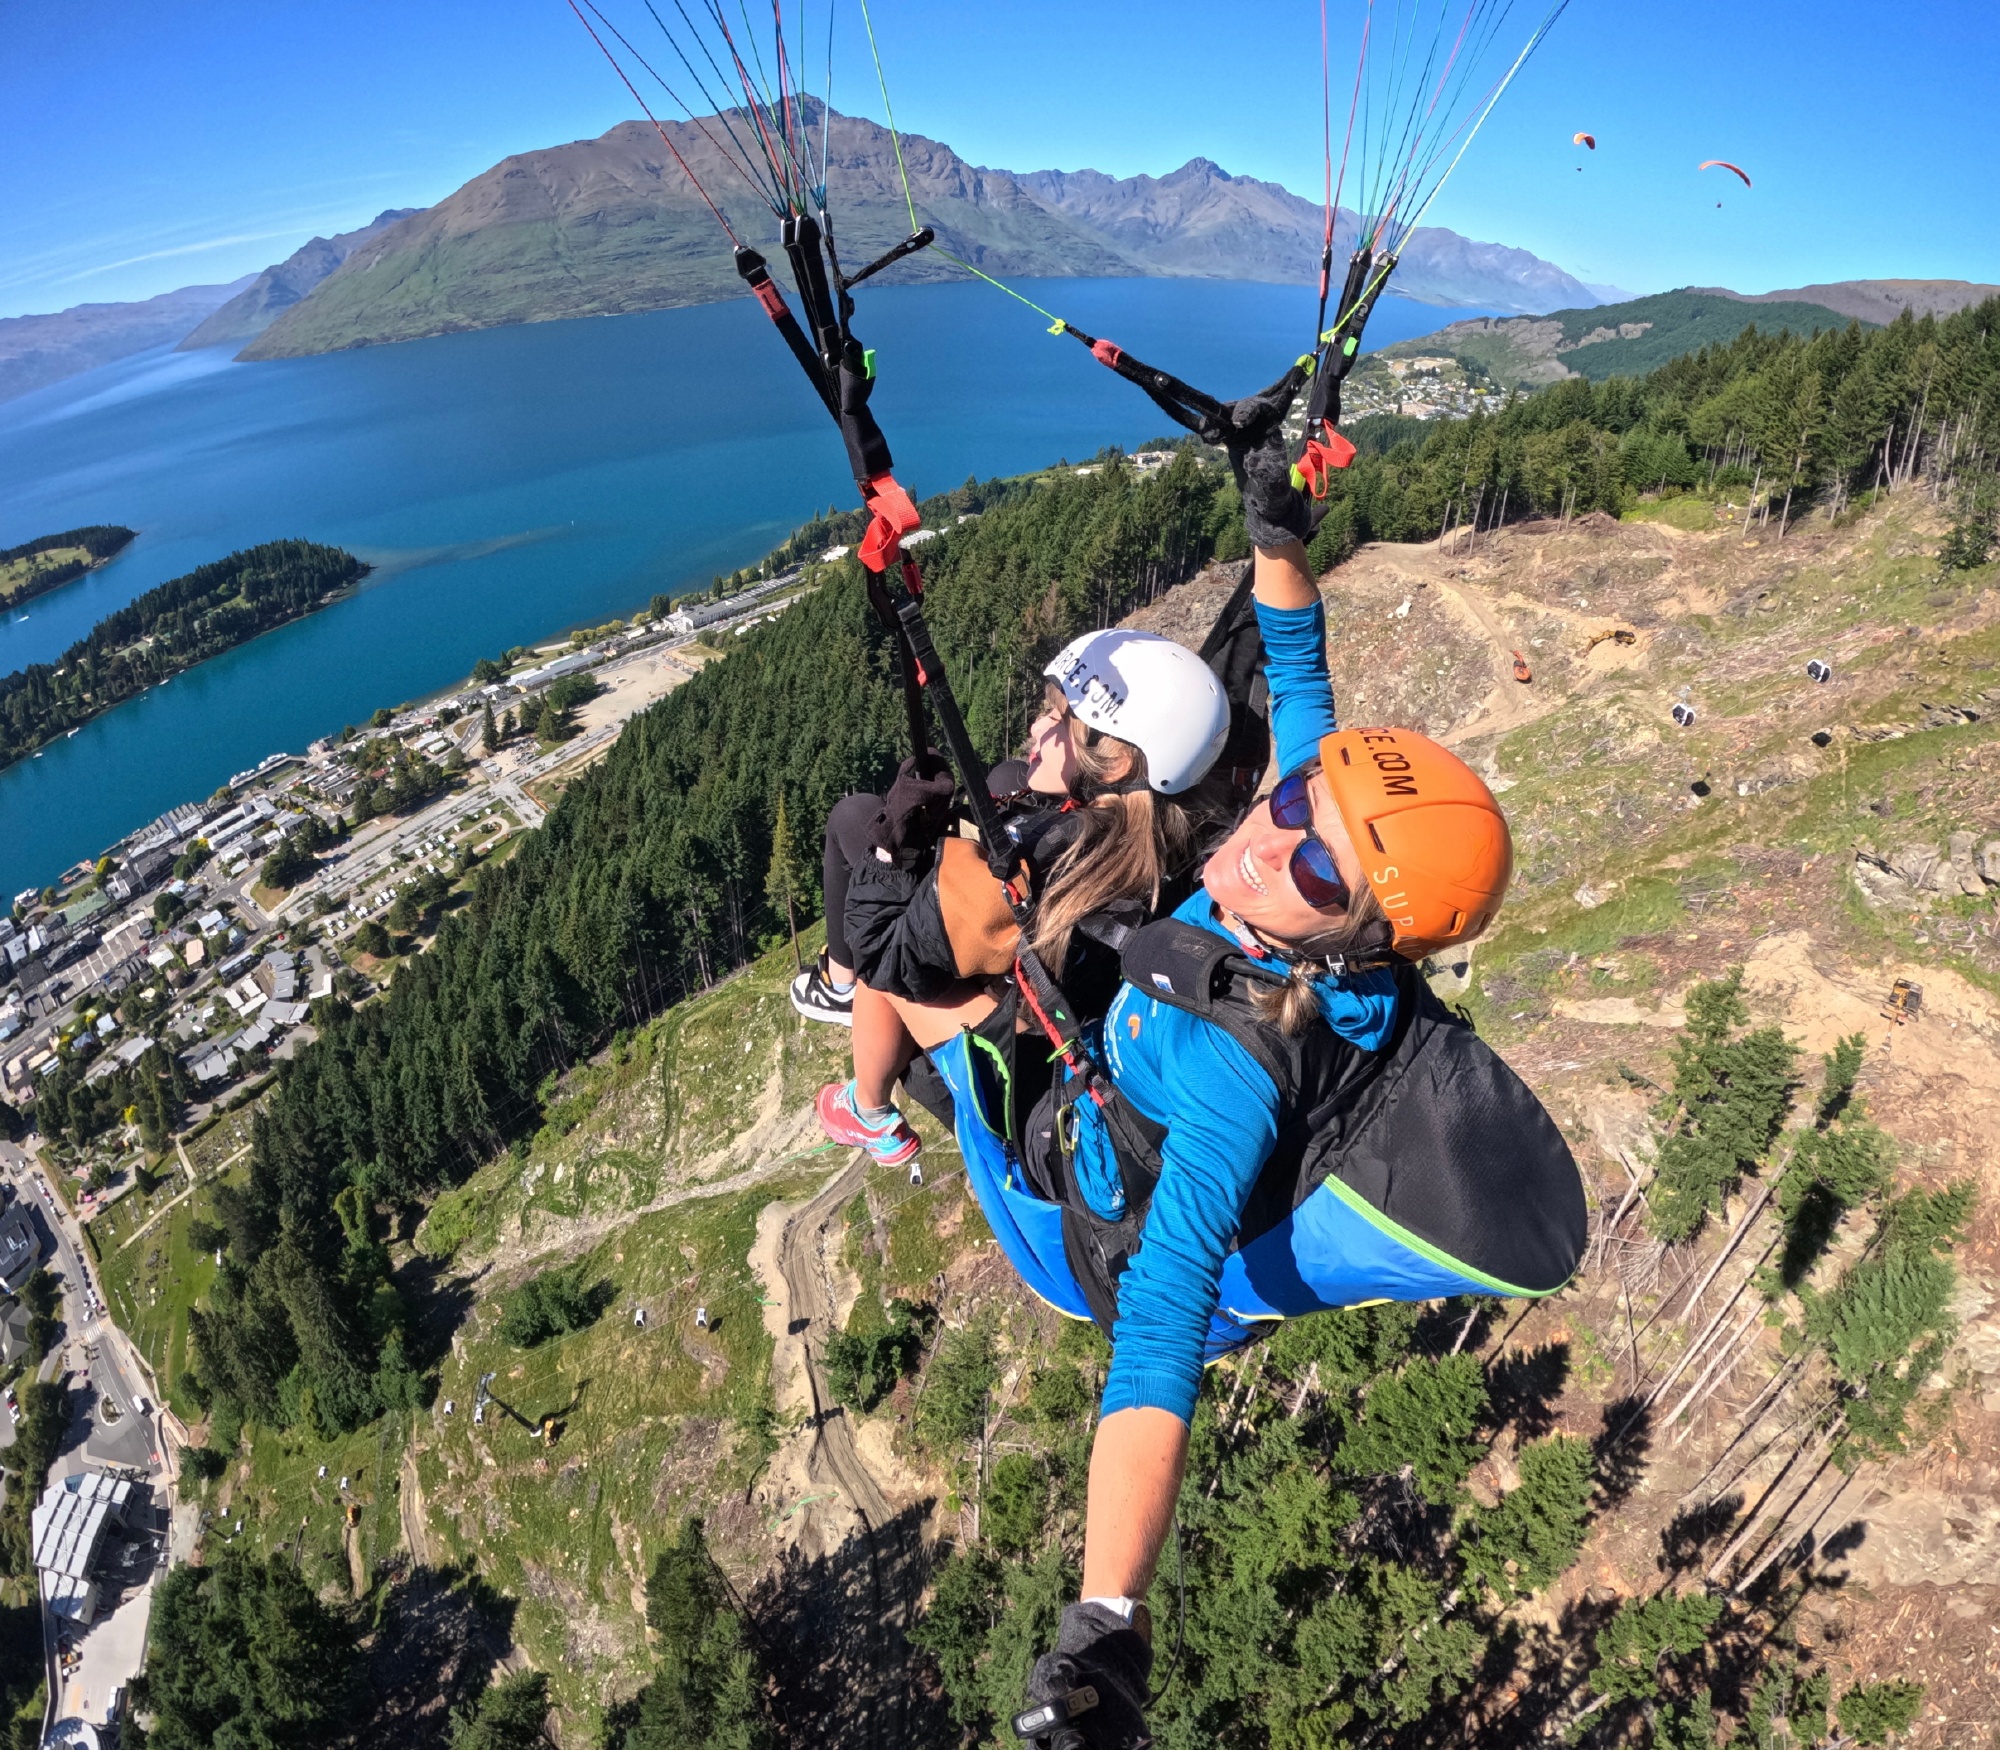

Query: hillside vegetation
[127,294,2000,1747]
[0,539,365,769]
[1382,289,1864,391]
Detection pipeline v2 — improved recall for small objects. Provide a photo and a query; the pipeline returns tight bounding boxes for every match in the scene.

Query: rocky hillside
[240,106,1595,360]
[137,484,2000,1747]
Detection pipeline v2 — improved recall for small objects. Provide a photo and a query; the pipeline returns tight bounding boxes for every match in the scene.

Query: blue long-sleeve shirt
[1071,596,1401,1424]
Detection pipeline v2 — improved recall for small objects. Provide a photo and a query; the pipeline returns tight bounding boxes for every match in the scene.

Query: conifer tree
[1648,970,1798,1242]
[450,1669,551,1750]
[131,1551,360,1748]
[762,793,808,969]
[1799,1180,1974,1464]
[1766,1034,1892,1290]
[608,1518,772,1750]
[481,701,499,754]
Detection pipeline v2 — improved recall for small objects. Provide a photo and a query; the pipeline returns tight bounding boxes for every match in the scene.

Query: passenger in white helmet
[809,628,1234,1166]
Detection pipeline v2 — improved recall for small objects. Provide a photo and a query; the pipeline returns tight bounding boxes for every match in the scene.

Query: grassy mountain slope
[1383,287,1865,389]
[239,110,1135,360]
[178,209,425,352]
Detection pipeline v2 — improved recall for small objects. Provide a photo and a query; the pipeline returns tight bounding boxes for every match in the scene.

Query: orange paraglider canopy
[1699,159,1752,187]
[1572,131,1595,149]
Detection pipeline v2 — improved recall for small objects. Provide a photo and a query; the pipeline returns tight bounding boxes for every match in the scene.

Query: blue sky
[4,0,1996,320]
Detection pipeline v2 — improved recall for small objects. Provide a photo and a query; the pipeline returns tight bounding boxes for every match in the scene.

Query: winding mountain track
[777,1156,896,1529]
[768,1154,922,1749]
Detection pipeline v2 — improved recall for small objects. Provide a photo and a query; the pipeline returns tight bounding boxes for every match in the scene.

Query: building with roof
[31,1468,134,1627]
[105,848,171,905]
[0,1196,41,1295]
[0,1296,31,1367]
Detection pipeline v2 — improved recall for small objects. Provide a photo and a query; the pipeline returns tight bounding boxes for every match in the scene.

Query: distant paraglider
[1699,159,1753,187]
[1573,132,1596,149]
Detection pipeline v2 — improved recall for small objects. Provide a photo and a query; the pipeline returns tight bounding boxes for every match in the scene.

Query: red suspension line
[584,0,778,211]
[566,0,742,245]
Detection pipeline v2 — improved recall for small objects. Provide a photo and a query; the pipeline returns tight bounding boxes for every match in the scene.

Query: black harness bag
[1024,918,1587,1338]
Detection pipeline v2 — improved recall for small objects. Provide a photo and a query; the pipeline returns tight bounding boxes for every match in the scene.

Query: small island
[0,524,137,612]
[0,539,368,770]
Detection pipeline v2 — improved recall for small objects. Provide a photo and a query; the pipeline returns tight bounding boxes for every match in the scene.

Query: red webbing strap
[1014,948,1107,1107]
[859,472,922,574]
[1292,420,1359,500]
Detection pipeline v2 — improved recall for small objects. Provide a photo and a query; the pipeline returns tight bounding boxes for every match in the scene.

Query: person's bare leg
[851,984,919,1112]
[851,979,1002,1112]
[880,982,999,1051]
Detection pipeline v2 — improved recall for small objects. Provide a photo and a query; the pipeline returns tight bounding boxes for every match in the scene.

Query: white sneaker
[790,953,855,1027]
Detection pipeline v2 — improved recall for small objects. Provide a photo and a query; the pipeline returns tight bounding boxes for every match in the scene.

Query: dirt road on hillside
[753,1155,932,1749]
[777,1156,897,1534]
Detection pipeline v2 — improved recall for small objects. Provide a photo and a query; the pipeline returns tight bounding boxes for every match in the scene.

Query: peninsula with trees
[0,539,366,770]
[0,524,136,612]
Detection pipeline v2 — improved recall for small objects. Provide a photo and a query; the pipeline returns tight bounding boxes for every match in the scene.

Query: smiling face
[1201,768,1368,945]
[1024,686,1081,796]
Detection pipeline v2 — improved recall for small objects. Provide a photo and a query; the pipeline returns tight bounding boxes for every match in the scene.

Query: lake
[0,278,1488,899]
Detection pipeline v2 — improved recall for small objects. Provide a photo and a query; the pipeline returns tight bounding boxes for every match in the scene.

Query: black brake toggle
[842,226,937,291]
[1013,1684,1099,1744]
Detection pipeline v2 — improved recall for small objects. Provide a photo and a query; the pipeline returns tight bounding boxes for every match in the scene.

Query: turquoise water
[0,279,1485,898]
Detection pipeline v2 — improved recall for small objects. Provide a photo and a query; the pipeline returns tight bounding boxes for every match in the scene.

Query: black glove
[1016,1603,1152,1750]
[1220,376,1314,551]
[868,752,957,869]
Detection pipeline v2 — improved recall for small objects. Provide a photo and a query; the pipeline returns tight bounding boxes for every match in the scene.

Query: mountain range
[1700,278,2000,326]
[0,278,252,404]
[239,108,1601,360]
[7,102,1998,401]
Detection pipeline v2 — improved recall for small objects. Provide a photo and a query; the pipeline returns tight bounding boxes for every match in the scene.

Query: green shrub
[496,1266,607,1348]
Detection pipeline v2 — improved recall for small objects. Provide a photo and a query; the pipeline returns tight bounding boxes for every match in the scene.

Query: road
[2,1135,169,1739]
[770,1155,922,1750]
[1,1140,162,1475]
[777,1158,897,1533]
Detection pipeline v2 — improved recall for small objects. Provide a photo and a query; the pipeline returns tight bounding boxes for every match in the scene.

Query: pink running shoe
[816,1080,921,1167]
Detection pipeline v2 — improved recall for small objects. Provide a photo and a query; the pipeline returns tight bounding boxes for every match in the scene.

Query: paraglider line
[597,0,782,210]
[857,0,922,235]
[655,0,785,195]
[565,0,744,245]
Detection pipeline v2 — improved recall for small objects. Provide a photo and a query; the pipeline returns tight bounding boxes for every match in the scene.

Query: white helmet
[1043,629,1230,796]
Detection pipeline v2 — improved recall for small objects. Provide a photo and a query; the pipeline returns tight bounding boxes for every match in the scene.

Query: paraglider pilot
[1010,391,1587,1748]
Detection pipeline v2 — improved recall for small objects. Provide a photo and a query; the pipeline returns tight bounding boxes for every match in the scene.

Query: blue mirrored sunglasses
[1267,772,1352,911]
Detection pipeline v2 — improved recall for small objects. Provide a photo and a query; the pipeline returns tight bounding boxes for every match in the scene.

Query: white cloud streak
[59,227,321,281]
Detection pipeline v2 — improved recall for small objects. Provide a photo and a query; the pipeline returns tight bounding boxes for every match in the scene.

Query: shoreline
[0,567,369,780]
[0,527,138,618]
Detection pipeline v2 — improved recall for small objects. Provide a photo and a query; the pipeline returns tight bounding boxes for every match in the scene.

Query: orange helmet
[1318,728,1512,960]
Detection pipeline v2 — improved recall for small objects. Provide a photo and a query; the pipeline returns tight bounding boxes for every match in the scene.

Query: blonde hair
[1028,728,1204,967]
[1245,881,1392,1035]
